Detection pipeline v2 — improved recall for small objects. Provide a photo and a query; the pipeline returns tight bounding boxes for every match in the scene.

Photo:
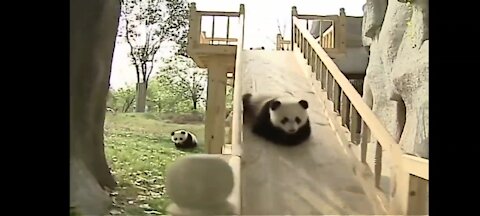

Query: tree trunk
[193,100,197,110]
[135,82,147,112]
[70,0,120,214]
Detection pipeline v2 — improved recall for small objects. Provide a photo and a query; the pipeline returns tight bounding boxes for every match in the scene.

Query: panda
[170,129,198,149]
[242,93,311,146]
[249,46,265,50]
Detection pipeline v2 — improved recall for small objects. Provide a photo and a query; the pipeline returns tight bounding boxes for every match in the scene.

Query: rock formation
[362,0,428,159]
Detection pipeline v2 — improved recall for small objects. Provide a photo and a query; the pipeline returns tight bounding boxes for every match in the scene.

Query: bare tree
[118,0,189,112]
[158,56,207,110]
[276,18,287,38]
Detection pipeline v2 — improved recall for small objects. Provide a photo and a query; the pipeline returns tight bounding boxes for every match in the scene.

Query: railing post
[276,34,282,50]
[239,4,245,15]
[337,8,347,53]
[360,121,369,163]
[226,17,230,45]
[315,56,321,81]
[333,81,341,113]
[350,106,361,145]
[341,91,351,127]
[374,142,383,188]
[239,4,245,47]
[188,3,200,47]
[211,16,216,44]
[406,175,429,215]
[291,6,298,50]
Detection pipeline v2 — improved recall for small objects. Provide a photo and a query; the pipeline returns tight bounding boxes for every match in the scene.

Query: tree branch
[124,17,141,83]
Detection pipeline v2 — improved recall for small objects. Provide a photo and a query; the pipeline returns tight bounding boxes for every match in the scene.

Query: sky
[109,0,366,90]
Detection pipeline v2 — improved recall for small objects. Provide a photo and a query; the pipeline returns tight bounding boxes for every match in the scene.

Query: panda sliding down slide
[242,93,312,146]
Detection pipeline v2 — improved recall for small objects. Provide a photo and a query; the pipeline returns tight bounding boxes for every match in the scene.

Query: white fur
[244,93,283,116]
[171,130,197,144]
[269,96,309,134]
[245,93,309,134]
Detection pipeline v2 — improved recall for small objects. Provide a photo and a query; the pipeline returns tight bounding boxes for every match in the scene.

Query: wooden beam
[197,10,240,17]
[205,56,229,154]
[296,14,338,21]
[402,154,429,180]
[406,174,428,215]
[192,44,237,55]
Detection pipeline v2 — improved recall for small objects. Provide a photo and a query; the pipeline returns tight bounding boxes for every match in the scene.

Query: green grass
[104,113,206,215]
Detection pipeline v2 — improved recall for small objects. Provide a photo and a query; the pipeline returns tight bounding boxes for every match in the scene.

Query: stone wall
[362,0,428,159]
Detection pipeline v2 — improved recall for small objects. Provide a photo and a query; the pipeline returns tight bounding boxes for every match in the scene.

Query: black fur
[174,132,197,149]
[242,93,254,117]
[242,93,311,146]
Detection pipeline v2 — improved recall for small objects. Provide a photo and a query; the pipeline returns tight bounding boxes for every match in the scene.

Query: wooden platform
[237,50,388,215]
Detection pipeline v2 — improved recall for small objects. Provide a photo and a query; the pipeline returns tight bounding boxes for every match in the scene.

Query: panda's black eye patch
[179,138,183,140]
[281,117,289,124]
[174,138,178,141]
[295,117,301,124]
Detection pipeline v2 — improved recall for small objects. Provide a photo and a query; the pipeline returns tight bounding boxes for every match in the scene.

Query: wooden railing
[200,31,238,45]
[189,3,241,46]
[321,25,335,48]
[291,7,346,57]
[291,6,428,215]
[276,34,291,51]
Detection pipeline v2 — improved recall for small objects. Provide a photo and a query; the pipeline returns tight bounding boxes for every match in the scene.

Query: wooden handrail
[291,7,429,214]
[294,14,406,177]
[402,154,429,180]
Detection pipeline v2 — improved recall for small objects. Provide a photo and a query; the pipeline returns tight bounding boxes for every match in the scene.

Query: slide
[237,50,387,215]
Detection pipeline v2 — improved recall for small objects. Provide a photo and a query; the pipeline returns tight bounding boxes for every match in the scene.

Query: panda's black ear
[299,100,309,109]
[180,131,186,134]
[261,46,265,50]
[171,132,175,136]
[270,100,282,111]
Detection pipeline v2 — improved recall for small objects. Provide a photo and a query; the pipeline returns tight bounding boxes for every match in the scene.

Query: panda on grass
[170,129,198,149]
[242,93,312,146]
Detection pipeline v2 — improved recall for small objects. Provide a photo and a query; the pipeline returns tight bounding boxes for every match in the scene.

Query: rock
[70,158,111,216]
[361,2,429,209]
[166,154,234,213]
[363,0,388,39]
[362,0,412,144]
[391,0,429,158]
